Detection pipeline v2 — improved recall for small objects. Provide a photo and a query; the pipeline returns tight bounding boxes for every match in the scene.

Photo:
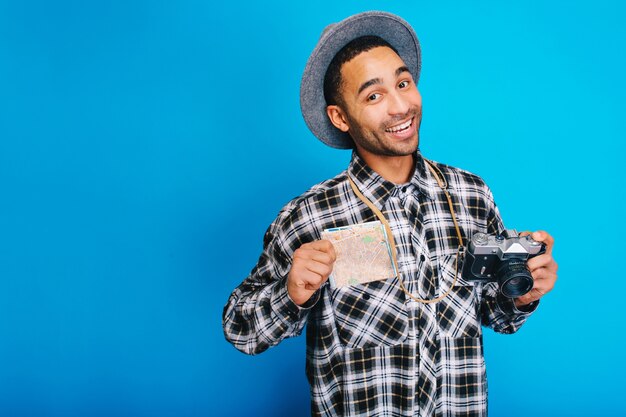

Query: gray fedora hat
[300,11,421,149]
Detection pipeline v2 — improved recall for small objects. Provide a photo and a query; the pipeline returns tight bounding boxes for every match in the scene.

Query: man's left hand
[515,230,558,307]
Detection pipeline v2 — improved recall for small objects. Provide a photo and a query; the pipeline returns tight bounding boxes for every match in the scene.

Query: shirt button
[420,254,426,263]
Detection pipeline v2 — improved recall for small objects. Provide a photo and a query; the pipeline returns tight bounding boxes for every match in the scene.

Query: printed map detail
[322,221,397,288]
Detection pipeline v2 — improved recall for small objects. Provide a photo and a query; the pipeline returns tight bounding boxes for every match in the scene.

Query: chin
[401,135,419,154]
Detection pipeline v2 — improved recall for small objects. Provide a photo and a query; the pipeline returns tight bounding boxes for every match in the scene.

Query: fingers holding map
[287,239,337,305]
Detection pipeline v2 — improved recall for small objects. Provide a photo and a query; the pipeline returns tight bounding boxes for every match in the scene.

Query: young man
[223,11,557,417]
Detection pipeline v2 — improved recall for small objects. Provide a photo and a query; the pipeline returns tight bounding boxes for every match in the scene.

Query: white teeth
[386,118,412,133]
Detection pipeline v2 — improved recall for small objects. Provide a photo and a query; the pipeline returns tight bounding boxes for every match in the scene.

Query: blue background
[1,0,624,416]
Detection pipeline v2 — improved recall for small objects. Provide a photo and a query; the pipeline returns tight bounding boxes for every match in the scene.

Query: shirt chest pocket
[436,253,482,338]
[330,278,409,349]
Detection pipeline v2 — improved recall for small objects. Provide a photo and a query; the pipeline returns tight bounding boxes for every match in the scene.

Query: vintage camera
[461,229,546,298]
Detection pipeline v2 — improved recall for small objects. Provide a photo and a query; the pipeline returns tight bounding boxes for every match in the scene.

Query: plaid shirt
[223,151,537,417]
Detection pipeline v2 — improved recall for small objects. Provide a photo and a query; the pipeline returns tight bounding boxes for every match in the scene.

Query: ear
[326,105,350,132]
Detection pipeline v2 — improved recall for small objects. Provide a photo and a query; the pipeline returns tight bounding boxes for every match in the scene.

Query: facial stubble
[346,106,422,157]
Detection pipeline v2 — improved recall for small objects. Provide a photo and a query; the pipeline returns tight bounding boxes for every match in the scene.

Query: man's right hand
[287,240,337,306]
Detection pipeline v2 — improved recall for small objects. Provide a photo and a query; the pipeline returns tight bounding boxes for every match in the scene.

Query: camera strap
[347,159,465,304]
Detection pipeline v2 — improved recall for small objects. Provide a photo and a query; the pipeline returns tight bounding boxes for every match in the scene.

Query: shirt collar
[347,150,436,210]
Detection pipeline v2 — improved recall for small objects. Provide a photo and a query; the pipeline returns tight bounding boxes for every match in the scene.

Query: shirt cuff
[271,277,320,325]
[497,293,539,316]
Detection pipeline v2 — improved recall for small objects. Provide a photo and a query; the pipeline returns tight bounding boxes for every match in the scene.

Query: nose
[386,90,410,116]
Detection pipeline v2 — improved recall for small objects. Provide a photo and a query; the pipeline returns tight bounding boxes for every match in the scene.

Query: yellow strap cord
[347,159,464,304]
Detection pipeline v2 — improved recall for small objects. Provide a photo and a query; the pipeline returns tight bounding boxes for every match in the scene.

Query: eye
[367,93,381,101]
[398,80,410,89]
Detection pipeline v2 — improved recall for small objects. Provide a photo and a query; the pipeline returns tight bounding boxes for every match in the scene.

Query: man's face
[328,46,422,158]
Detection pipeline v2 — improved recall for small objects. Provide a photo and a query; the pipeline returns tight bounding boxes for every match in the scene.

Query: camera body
[461,229,546,298]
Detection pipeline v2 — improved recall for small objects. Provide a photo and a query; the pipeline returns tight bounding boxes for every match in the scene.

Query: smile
[385,117,413,133]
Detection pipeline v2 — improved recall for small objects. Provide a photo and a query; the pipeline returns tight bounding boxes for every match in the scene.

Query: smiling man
[223,11,558,417]
[325,39,422,183]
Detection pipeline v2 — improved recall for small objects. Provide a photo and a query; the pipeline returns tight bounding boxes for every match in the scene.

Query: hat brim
[300,11,421,149]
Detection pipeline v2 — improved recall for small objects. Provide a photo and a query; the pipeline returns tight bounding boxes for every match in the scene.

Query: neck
[357,149,415,184]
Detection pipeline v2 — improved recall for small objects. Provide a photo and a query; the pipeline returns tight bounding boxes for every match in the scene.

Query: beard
[347,106,422,157]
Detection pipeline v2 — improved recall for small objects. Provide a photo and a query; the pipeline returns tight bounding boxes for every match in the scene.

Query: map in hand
[322,221,397,288]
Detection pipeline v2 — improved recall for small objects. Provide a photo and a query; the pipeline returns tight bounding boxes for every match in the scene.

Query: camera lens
[496,258,534,298]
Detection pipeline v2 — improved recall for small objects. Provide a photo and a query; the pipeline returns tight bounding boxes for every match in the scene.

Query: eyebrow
[357,77,382,95]
[357,66,412,95]
[396,66,411,77]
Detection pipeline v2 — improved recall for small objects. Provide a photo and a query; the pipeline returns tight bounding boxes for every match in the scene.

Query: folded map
[321,221,397,288]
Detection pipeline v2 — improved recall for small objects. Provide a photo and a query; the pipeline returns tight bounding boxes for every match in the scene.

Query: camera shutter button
[473,233,488,245]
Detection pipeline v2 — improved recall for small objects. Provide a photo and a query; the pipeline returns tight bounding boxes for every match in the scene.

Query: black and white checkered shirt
[223,151,537,417]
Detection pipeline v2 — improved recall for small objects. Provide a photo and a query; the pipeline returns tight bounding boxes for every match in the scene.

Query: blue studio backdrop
[1,1,625,416]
